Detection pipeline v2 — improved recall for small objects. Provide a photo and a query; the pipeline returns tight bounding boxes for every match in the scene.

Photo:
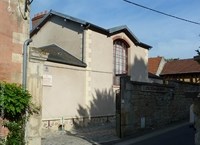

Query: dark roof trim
[108,25,140,42]
[30,10,108,37]
[31,10,151,49]
[160,71,200,76]
[108,25,152,49]
[137,42,152,49]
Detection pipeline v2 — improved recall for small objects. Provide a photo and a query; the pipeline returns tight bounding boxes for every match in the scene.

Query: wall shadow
[89,89,115,116]
[75,89,115,128]
[73,89,117,142]
[130,55,148,82]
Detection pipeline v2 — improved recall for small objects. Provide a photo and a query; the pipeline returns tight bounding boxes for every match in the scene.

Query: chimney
[32,10,48,28]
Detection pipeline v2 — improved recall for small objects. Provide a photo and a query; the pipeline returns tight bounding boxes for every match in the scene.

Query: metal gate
[116,90,121,137]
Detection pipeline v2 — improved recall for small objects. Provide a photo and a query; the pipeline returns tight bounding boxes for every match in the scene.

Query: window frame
[113,39,129,85]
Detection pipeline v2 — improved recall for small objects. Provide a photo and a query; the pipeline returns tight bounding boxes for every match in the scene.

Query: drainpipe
[22,39,32,144]
[22,39,32,89]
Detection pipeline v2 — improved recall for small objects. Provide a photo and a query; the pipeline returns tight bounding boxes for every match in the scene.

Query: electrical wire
[29,0,34,5]
[123,0,200,26]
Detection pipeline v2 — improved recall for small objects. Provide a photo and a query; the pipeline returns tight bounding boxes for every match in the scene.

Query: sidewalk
[42,131,92,145]
[42,122,119,145]
[42,121,189,145]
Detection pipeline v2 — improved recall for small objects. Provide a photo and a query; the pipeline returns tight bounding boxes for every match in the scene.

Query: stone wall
[25,48,48,145]
[119,76,199,137]
[194,98,200,145]
[42,115,116,131]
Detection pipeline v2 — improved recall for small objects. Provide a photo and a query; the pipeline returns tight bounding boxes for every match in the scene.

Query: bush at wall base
[0,82,39,145]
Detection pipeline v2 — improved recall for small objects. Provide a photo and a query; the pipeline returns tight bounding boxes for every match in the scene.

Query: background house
[160,58,200,84]
[148,56,166,76]
[148,57,200,84]
[30,10,151,129]
[148,56,166,84]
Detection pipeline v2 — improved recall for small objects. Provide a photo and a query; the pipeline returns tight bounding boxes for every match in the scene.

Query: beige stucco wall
[90,31,113,72]
[42,62,86,119]
[31,21,149,121]
[130,45,149,82]
[31,16,84,60]
[84,30,115,116]
[84,30,149,116]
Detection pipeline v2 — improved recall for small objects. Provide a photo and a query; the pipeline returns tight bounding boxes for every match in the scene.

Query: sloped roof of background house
[148,57,163,74]
[160,58,200,75]
[30,10,151,49]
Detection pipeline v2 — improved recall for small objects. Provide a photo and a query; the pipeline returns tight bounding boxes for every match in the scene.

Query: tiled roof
[161,58,200,75]
[148,57,162,74]
[37,44,87,67]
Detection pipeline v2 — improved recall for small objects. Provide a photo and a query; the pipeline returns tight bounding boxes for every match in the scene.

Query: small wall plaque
[43,74,52,86]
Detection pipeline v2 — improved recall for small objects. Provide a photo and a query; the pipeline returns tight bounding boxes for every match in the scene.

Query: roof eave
[136,42,152,50]
[30,10,151,50]
[31,10,108,37]
[85,23,109,35]
[108,26,152,50]
[30,11,52,37]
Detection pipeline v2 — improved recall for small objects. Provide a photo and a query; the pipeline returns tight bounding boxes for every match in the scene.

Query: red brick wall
[0,0,28,83]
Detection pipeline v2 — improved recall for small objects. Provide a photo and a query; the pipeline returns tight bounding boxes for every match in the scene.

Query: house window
[113,39,129,85]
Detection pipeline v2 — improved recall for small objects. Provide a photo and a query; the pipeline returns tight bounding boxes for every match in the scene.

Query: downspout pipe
[22,39,32,90]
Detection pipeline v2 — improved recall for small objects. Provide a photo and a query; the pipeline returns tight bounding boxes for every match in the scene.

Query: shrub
[0,82,37,145]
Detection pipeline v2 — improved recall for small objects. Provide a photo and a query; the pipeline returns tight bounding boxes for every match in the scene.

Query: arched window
[113,39,129,85]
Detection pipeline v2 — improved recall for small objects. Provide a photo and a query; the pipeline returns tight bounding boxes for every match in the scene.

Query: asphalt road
[130,124,195,145]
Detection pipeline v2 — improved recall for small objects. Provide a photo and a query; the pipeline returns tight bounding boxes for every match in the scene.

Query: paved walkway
[42,122,190,145]
[42,131,92,145]
[42,122,119,145]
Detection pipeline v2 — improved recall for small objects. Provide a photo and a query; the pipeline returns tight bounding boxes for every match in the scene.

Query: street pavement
[112,123,195,145]
[42,122,195,145]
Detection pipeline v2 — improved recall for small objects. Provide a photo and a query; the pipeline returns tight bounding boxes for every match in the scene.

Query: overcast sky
[30,0,200,59]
